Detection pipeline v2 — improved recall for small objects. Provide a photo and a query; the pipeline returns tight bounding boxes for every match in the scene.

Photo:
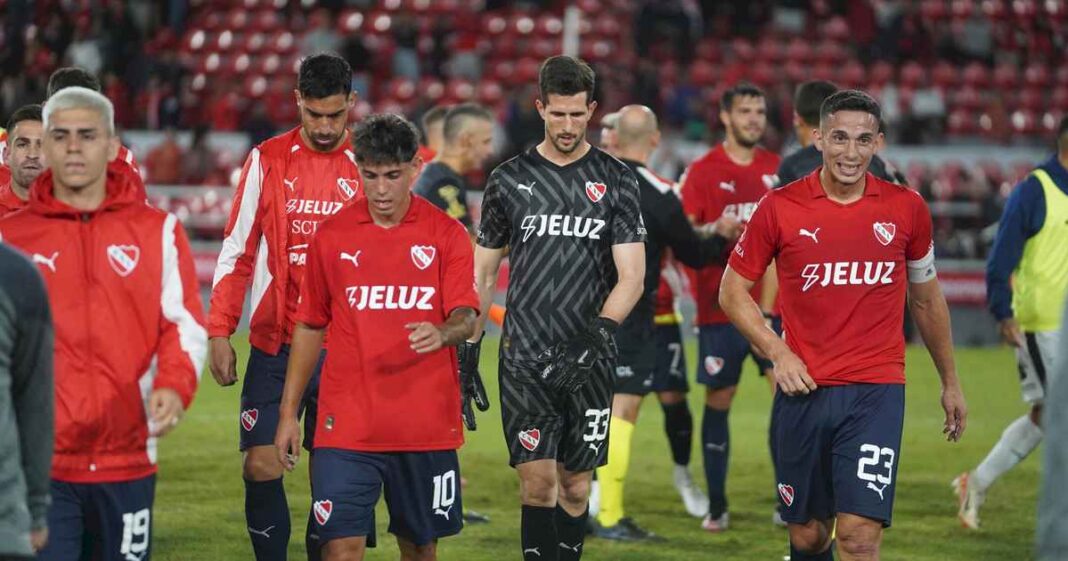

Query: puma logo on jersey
[346,285,435,310]
[559,542,582,553]
[32,251,59,272]
[519,215,606,242]
[517,181,535,195]
[284,177,298,191]
[588,441,603,455]
[434,504,453,520]
[799,228,820,243]
[866,481,887,501]
[800,261,896,292]
[340,251,361,267]
[719,181,736,193]
[523,548,541,557]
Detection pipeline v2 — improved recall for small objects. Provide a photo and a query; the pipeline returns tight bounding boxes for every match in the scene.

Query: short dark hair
[1058,115,1068,152]
[7,104,43,132]
[443,103,494,143]
[352,114,420,166]
[297,53,352,99]
[721,82,764,112]
[538,55,595,104]
[820,89,881,126]
[794,80,838,127]
[47,67,101,97]
[421,105,450,134]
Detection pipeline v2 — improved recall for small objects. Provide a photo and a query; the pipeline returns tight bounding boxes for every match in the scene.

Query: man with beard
[679,82,781,532]
[0,105,45,216]
[208,53,362,561]
[471,55,645,560]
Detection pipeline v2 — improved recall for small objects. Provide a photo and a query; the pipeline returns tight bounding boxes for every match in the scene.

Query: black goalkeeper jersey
[477,145,645,360]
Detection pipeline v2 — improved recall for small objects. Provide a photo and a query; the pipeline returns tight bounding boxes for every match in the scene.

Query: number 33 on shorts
[583,408,609,455]
[856,443,896,502]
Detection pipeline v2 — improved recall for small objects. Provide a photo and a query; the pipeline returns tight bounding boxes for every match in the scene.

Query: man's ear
[588,100,598,115]
[813,128,824,153]
[535,98,545,120]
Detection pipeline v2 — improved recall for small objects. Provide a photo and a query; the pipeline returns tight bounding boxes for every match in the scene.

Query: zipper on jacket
[80,212,99,473]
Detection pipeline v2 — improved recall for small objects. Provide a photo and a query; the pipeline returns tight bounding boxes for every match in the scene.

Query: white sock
[588,480,601,518]
[973,415,1043,492]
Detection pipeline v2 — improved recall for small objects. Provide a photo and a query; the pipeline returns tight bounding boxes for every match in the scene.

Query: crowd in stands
[1,0,1065,258]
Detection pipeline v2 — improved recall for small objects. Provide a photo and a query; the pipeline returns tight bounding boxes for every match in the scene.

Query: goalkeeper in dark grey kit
[464,55,645,561]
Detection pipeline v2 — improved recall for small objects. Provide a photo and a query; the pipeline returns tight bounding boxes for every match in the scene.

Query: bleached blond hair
[43,86,115,135]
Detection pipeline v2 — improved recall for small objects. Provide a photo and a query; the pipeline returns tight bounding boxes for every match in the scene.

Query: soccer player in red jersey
[679,82,781,531]
[207,53,362,560]
[45,68,140,174]
[275,114,478,561]
[1,86,206,561]
[720,90,967,561]
[0,105,44,216]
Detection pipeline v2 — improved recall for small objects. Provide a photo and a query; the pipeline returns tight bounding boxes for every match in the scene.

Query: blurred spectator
[209,84,242,132]
[66,27,103,76]
[955,10,994,66]
[300,8,342,56]
[181,125,216,185]
[145,128,184,184]
[343,34,373,102]
[243,102,276,147]
[103,72,132,129]
[392,14,421,81]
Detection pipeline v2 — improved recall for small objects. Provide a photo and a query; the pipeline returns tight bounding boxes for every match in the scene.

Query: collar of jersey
[806,167,882,199]
[351,194,422,224]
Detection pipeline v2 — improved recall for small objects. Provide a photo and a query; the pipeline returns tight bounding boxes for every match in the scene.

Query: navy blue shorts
[311,448,463,547]
[239,344,324,451]
[651,323,689,393]
[38,475,155,561]
[696,320,781,387]
[771,384,905,527]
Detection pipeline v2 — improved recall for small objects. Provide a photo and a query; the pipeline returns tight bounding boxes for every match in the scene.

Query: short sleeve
[906,192,934,263]
[727,193,778,281]
[610,167,646,245]
[296,234,332,328]
[476,171,510,248]
[440,220,480,316]
[679,165,706,222]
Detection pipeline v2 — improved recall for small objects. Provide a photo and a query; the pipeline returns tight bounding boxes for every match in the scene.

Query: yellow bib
[1013,169,1068,331]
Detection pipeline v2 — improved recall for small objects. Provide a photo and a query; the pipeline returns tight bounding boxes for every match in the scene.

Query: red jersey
[297,196,479,452]
[728,170,934,386]
[209,127,361,354]
[0,181,26,216]
[680,143,781,324]
[0,162,206,482]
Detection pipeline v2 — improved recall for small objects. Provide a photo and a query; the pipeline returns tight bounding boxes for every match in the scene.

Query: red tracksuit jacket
[0,162,206,483]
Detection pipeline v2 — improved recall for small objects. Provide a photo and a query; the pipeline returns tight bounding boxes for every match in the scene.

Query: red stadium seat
[961,62,990,88]
[839,61,866,88]
[268,31,296,55]
[920,0,948,20]
[227,9,248,31]
[183,29,209,53]
[444,79,475,102]
[1023,63,1051,88]
[950,0,975,19]
[419,77,445,102]
[1042,111,1065,134]
[784,37,813,64]
[811,63,835,82]
[580,40,613,62]
[203,11,225,31]
[483,13,507,35]
[820,16,850,42]
[783,61,808,84]
[256,53,281,75]
[243,74,268,98]
[1016,88,1045,111]
[337,10,365,33]
[593,18,622,39]
[695,39,722,63]
[536,14,563,36]
[950,86,983,111]
[813,40,846,65]
[510,14,535,36]
[531,38,560,59]
[252,10,280,33]
[931,61,958,89]
[242,32,267,54]
[369,12,393,34]
[730,38,755,61]
[1057,66,1068,86]
[946,108,978,136]
[748,62,775,88]
[898,61,925,88]
[992,63,1018,90]
[476,80,504,105]
[869,61,895,86]
[1052,86,1068,111]
[690,61,718,88]
[386,77,417,103]
[1011,109,1039,136]
[756,37,782,63]
[214,30,236,51]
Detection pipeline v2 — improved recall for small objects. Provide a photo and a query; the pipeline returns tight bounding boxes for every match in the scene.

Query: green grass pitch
[154,336,1039,560]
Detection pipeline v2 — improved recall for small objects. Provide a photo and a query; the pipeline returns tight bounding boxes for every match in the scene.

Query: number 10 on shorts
[432,470,457,520]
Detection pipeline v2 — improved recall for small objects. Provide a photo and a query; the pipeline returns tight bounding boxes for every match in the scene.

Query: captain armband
[906,245,937,283]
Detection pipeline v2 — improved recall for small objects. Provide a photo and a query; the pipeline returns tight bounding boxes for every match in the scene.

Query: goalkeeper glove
[539,317,619,394]
[458,333,489,430]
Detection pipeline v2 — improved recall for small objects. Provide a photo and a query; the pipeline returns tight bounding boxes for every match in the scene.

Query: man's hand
[209,336,238,386]
[149,388,184,437]
[31,528,48,552]
[941,382,968,442]
[713,215,743,240]
[407,322,446,354]
[458,334,490,430]
[771,348,817,396]
[274,415,302,471]
[999,318,1024,348]
[539,317,618,394]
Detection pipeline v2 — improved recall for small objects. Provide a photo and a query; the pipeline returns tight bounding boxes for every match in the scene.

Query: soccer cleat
[701,511,730,533]
[463,510,490,524]
[673,465,710,518]
[593,517,662,541]
[772,505,788,528]
[952,471,985,530]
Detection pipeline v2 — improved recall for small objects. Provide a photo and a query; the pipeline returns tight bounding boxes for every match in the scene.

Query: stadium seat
[418,77,445,102]
[1052,86,1068,111]
[931,62,959,89]
[839,61,866,89]
[820,16,851,41]
[535,14,563,36]
[690,61,717,88]
[784,38,813,64]
[899,61,925,88]
[1024,63,1052,88]
[444,79,475,103]
[961,62,990,88]
[756,37,782,63]
[992,63,1018,90]
[869,61,895,86]
[730,38,755,61]
[1011,109,1039,136]
[484,13,507,35]
[947,108,978,136]
[386,77,417,103]
[476,80,504,105]
[337,10,365,33]
[1016,88,1045,111]
[950,86,984,111]
[814,40,846,65]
